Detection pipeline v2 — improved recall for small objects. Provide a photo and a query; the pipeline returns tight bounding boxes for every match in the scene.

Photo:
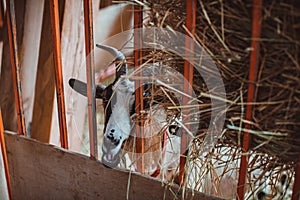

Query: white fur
[103,78,135,157]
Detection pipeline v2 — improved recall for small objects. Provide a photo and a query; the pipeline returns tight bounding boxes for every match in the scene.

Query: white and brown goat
[69,44,181,172]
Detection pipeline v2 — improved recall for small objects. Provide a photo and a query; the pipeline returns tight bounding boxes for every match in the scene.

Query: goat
[70,45,263,198]
[69,44,181,170]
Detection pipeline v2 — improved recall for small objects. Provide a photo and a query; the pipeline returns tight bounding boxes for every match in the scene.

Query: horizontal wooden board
[4,131,220,200]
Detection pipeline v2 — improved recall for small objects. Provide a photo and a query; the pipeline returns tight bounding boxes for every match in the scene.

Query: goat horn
[96,44,128,79]
[96,44,125,61]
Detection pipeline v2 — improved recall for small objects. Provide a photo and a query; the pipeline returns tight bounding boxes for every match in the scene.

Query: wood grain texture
[20,0,44,133]
[4,131,220,200]
[31,0,65,143]
[53,0,87,150]
[0,0,26,132]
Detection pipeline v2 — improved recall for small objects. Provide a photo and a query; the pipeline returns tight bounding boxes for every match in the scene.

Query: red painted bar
[292,156,300,200]
[134,2,144,173]
[83,0,98,160]
[237,0,262,199]
[49,0,69,149]
[0,0,4,28]
[0,110,12,200]
[6,0,26,136]
[179,0,196,185]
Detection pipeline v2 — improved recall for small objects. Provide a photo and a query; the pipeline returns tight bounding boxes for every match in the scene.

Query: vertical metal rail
[292,156,300,200]
[237,0,262,199]
[179,0,196,185]
[83,0,98,160]
[6,0,26,136]
[0,0,4,28]
[49,0,69,149]
[134,2,144,173]
[0,110,12,200]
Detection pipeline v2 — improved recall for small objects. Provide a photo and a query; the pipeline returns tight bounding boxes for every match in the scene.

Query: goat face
[69,44,134,168]
[101,78,135,167]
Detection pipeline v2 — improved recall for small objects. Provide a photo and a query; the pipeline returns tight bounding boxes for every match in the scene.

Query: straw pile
[126,0,299,198]
[136,0,300,164]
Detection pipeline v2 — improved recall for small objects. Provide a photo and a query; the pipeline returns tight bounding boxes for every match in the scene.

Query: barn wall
[4,131,219,200]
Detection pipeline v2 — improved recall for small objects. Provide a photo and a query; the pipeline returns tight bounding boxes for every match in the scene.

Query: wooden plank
[30,0,55,142]
[4,131,220,200]
[20,0,44,136]
[0,0,26,132]
[53,0,86,151]
[6,0,27,135]
[31,0,65,143]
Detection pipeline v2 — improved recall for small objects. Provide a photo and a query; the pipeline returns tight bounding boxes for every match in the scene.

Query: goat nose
[106,130,121,146]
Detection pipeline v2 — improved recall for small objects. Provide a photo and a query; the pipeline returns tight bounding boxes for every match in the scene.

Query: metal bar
[0,0,4,28]
[134,2,144,173]
[49,0,68,149]
[292,156,300,200]
[83,0,98,160]
[237,0,262,199]
[0,110,12,200]
[179,0,196,185]
[6,0,26,136]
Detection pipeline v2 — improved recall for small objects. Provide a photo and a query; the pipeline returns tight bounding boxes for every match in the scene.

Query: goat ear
[69,78,106,99]
[69,78,87,96]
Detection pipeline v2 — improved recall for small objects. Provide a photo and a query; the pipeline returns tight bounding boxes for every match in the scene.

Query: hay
[140,0,300,163]
[123,0,299,198]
